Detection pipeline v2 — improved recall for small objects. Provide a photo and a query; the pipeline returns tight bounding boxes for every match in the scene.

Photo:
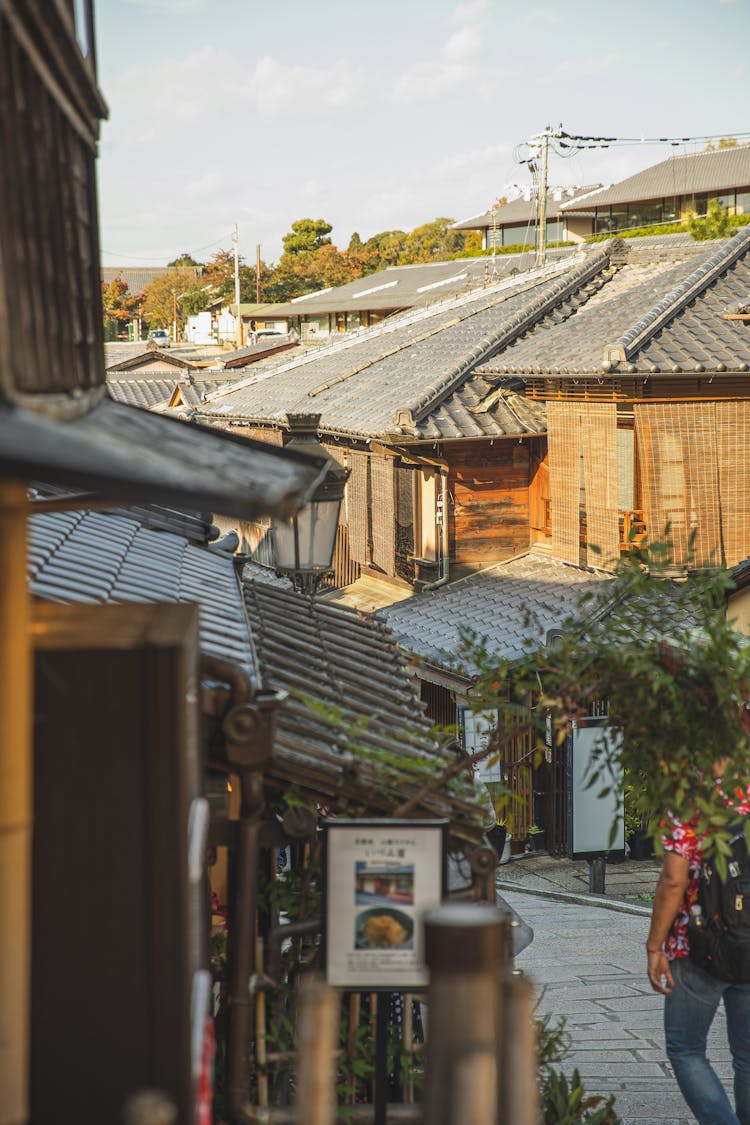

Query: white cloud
[553,52,623,79]
[392,0,491,104]
[523,6,563,24]
[242,56,364,115]
[184,172,220,198]
[442,26,483,61]
[448,0,489,23]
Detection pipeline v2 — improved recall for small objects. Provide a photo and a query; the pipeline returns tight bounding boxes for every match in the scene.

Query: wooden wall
[448,440,539,567]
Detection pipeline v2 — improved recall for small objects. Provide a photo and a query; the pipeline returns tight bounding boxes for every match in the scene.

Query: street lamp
[270,414,349,595]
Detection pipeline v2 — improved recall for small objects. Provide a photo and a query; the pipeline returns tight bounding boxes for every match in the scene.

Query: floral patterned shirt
[661,782,750,961]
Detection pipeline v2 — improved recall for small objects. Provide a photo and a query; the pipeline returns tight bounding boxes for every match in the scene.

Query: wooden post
[256,938,269,1108]
[500,973,538,1125]
[296,977,339,1125]
[0,482,31,1125]
[422,903,511,1125]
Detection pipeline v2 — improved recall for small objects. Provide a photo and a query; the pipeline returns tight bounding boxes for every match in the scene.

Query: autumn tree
[140,267,209,332]
[101,275,139,339]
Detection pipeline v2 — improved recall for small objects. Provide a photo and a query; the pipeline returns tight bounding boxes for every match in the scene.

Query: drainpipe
[0,481,31,1125]
[420,468,450,592]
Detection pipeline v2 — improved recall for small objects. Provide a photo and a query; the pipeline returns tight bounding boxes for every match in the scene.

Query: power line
[100,231,235,263]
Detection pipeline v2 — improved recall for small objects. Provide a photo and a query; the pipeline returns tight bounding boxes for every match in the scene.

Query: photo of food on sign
[355,861,414,906]
[355,907,414,950]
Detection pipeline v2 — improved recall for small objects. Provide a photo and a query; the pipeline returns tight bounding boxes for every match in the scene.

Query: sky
[95,0,750,269]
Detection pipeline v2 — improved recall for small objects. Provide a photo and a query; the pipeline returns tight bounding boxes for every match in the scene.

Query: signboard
[322,819,447,990]
[566,718,624,859]
[457,706,502,785]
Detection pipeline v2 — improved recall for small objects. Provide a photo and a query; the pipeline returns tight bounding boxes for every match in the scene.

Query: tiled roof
[377,552,609,671]
[243,579,485,842]
[263,249,577,317]
[107,377,177,409]
[29,508,258,678]
[106,375,228,411]
[106,350,195,373]
[199,253,607,439]
[101,266,202,294]
[480,226,750,377]
[452,186,602,231]
[561,145,750,211]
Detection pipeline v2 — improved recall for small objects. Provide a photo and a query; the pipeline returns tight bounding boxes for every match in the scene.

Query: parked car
[148,329,171,348]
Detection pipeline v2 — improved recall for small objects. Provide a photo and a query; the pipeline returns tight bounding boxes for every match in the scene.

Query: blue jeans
[665,956,750,1124]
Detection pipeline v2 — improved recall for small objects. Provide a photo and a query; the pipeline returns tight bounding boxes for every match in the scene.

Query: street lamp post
[270,414,349,595]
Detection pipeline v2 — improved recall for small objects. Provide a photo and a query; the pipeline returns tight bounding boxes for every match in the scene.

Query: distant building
[452,185,601,248]
[560,145,750,236]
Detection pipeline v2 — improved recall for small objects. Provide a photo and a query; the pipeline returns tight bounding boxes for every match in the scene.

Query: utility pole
[537,127,550,268]
[256,244,261,304]
[526,124,563,268]
[233,223,242,348]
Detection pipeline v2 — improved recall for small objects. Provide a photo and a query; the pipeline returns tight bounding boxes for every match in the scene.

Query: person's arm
[646,850,690,995]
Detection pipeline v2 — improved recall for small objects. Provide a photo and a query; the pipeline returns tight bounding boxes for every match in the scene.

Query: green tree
[281,218,333,256]
[462,537,750,871]
[167,252,202,267]
[687,198,730,241]
[399,217,465,264]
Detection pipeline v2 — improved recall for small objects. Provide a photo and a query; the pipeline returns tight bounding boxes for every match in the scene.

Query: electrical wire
[101,231,234,263]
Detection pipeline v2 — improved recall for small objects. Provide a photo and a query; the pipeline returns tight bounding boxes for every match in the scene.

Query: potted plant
[528,824,546,853]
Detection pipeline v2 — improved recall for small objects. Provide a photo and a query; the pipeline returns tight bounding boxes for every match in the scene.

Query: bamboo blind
[716,402,750,567]
[547,402,581,565]
[581,403,620,569]
[634,403,723,566]
[346,452,369,565]
[370,455,396,575]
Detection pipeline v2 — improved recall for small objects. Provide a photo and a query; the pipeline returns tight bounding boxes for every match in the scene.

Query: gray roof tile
[201,254,605,439]
[29,508,257,679]
[243,579,485,842]
[377,552,609,670]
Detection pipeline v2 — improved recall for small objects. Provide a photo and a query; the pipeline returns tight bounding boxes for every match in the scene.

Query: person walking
[646,769,750,1125]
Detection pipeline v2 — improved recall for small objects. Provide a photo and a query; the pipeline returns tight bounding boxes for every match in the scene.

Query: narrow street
[503,889,735,1125]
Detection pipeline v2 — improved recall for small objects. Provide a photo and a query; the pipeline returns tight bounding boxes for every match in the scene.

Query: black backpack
[688,820,750,982]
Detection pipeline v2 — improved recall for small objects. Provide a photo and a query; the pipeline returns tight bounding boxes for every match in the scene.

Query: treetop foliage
[117,215,481,329]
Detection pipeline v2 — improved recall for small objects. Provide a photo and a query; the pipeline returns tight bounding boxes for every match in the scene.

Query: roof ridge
[603,226,750,366]
[201,254,579,407]
[394,248,611,432]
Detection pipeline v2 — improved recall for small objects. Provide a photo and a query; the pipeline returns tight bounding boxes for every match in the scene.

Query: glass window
[735,192,750,216]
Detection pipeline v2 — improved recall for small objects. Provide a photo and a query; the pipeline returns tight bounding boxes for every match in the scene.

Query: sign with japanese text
[321,819,447,990]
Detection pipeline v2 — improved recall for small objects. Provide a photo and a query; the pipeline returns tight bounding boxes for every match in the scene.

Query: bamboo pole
[500,973,538,1125]
[422,903,511,1125]
[295,977,339,1125]
[0,481,31,1125]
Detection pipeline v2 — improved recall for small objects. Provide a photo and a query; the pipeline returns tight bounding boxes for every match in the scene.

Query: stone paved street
[501,884,736,1125]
